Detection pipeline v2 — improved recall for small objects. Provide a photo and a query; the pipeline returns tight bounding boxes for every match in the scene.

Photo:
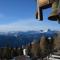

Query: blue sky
[0,0,60,32]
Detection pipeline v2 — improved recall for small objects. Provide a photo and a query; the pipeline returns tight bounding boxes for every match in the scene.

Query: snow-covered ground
[49,55,60,60]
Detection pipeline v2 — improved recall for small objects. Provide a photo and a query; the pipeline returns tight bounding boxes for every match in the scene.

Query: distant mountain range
[0,30,57,48]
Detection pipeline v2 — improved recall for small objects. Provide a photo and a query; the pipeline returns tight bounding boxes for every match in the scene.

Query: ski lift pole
[37,0,41,20]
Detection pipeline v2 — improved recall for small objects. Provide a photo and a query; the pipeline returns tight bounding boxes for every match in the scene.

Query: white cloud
[0,18,60,32]
[0,19,43,32]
